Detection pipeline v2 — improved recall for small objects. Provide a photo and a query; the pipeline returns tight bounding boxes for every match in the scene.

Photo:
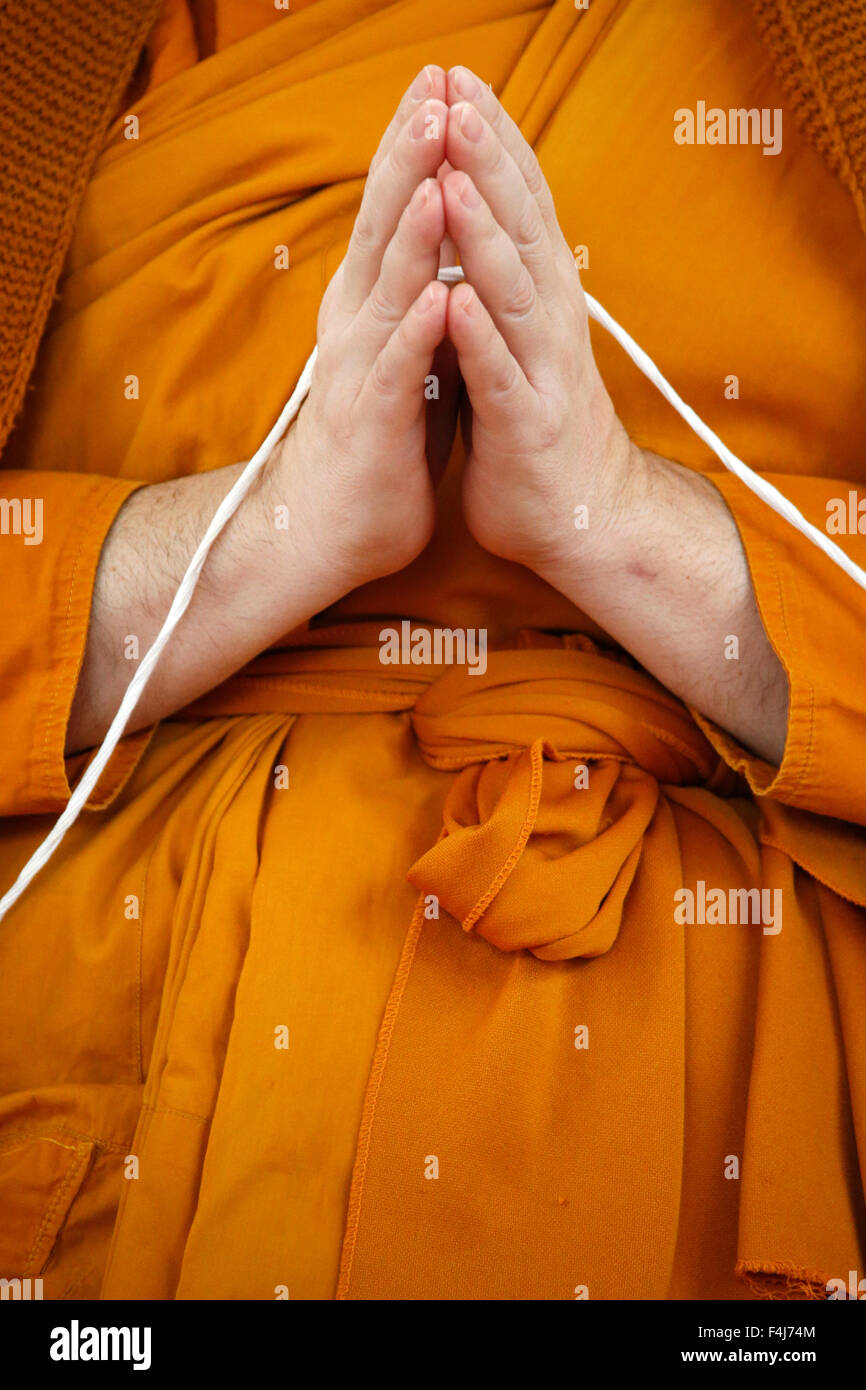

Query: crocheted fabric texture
[0,0,161,455]
[752,0,866,235]
[0,0,863,457]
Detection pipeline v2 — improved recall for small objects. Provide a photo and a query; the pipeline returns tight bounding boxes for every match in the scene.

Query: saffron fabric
[0,0,163,457]
[1,0,866,1300]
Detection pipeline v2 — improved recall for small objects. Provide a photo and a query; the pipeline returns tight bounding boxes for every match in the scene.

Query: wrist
[531,425,650,595]
[252,427,352,628]
[271,411,439,602]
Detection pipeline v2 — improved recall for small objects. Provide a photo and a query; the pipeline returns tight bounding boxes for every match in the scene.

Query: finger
[435,159,459,270]
[340,97,449,315]
[442,169,550,378]
[370,66,447,180]
[446,102,560,304]
[352,177,445,371]
[446,65,573,274]
[358,280,450,435]
[446,279,534,433]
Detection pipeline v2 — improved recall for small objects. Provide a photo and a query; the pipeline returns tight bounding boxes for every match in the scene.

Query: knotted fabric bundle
[406,643,741,958]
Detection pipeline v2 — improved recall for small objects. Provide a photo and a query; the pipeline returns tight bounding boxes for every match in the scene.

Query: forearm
[66,443,335,753]
[67,75,459,757]
[538,442,790,765]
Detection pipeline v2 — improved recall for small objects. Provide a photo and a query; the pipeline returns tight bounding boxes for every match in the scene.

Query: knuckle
[556,234,578,277]
[489,356,522,402]
[522,147,545,199]
[503,271,537,321]
[388,136,412,180]
[488,136,510,179]
[371,349,400,400]
[486,97,504,135]
[520,146,559,229]
[513,204,545,260]
[314,330,332,370]
[330,408,357,455]
[317,340,343,385]
[351,205,379,257]
[320,261,341,307]
[317,311,346,359]
[316,297,332,341]
[536,393,565,449]
[366,280,399,328]
[479,210,501,250]
[537,418,559,452]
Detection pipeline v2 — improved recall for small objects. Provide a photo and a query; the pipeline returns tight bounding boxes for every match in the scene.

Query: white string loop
[0,268,862,922]
[0,347,317,920]
[583,291,866,595]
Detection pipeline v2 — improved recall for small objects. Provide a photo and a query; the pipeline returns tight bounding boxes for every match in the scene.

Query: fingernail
[452,66,481,100]
[417,284,437,314]
[411,105,432,139]
[411,66,433,100]
[411,179,431,212]
[459,104,484,143]
[459,173,480,207]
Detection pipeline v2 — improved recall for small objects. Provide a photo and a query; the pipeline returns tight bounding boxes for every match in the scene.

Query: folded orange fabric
[1,0,865,1302]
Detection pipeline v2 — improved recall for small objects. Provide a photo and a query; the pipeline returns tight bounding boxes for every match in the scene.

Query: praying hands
[440,64,789,763]
[67,65,788,766]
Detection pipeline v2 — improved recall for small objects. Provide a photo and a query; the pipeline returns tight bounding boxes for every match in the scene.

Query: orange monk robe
[1,0,865,1301]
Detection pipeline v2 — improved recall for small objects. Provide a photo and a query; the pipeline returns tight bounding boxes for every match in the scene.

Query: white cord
[0,269,862,922]
[0,347,317,921]
[582,290,866,596]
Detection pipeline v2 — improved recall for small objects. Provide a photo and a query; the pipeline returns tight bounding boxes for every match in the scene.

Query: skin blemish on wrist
[626,560,658,582]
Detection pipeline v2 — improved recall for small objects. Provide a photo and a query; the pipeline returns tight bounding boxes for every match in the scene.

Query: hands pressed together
[281,63,634,592]
[69,65,789,765]
[276,62,788,765]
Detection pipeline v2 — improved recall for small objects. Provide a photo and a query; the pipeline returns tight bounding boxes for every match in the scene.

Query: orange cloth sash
[11,0,866,1302]
[175,628,866,1298]
[179,628,745,966]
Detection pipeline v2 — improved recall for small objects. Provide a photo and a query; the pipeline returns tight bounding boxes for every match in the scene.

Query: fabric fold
[3,0,866,1305]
